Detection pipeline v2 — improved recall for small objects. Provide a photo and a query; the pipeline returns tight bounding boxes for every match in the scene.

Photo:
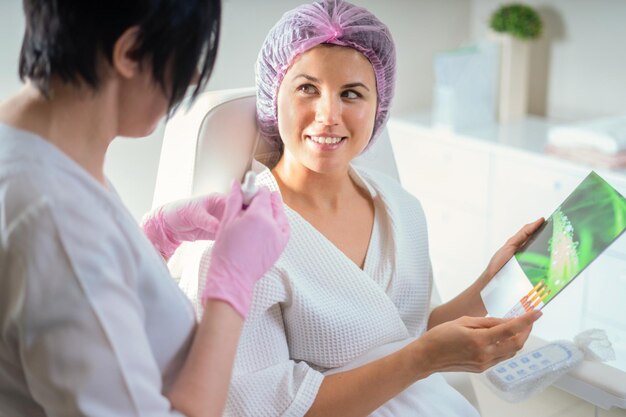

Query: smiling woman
[273,44,378,269]
[276,45,377,174]
[205,1,544,417]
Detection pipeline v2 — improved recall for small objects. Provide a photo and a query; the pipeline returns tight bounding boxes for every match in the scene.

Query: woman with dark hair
[0,1,289,416]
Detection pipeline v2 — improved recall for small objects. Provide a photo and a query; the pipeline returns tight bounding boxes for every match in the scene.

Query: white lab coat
[0,124,196,417]
[182,162,479,416]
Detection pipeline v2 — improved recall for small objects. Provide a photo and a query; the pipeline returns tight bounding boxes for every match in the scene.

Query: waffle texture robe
[179,161,479,417]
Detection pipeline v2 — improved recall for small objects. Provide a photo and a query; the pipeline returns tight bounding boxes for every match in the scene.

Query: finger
[246,186,272,215]
[487,312,538,358]
[491,323,533,358]
[201,193,227,220]
[195,212,220,235]
[506,217,545,247]
[513,323,534,348]
[487,310,541,341]
[221,180,244,225]
[461,316,506,329]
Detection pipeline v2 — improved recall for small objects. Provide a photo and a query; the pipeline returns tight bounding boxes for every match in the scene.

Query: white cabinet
[389,122,491,302]
[391,124,491,213]
[487,155,588,254]
[388,114,626,410]
[422,198,489,301]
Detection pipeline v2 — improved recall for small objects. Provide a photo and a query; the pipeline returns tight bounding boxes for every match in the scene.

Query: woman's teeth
[308,136,343,144]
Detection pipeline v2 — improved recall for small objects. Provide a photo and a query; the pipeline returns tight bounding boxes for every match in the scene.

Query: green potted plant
[490,4,543,41]
[488,4,543,122]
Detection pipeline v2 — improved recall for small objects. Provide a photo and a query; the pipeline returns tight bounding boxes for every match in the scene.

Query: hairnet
[255,0,396,152]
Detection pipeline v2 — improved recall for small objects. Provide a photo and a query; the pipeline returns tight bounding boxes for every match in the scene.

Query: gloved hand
[141,194,227,259]
[202,181,290,317]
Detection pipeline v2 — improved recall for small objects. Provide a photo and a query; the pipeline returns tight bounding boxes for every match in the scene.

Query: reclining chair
[152,87,480,411]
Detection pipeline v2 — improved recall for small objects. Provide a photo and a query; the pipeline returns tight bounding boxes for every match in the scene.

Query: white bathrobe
[179,162,479,417]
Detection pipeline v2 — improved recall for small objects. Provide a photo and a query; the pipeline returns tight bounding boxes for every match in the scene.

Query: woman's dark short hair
[19,0,221,113]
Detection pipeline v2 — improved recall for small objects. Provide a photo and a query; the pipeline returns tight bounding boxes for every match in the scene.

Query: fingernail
[533,310,543,319]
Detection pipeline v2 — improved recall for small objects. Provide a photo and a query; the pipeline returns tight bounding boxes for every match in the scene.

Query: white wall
[3,1,626,218]
[470,0,626,121]
[210,0,472,113]
[0,0,471,220]
[0,1,23,100]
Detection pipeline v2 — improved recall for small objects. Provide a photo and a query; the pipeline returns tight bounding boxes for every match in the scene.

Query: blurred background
[2,2,626,415]
[2,0,625,220]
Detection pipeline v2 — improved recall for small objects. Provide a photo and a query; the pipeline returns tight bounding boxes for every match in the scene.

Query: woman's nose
[315,94,340,126]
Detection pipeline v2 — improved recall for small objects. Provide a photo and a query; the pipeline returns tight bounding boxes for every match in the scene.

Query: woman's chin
[302,158,350,176]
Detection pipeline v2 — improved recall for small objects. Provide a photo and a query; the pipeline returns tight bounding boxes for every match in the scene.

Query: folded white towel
[548,116,626,154]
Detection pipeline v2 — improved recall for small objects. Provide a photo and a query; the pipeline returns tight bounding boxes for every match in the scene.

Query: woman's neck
[0,81,119,187]
[271,154,359,212]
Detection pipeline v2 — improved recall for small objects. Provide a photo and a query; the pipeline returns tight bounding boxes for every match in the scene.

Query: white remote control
[487,342,581,392]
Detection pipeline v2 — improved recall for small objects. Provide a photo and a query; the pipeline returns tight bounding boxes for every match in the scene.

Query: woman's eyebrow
[342,82,370,91]
[293,75,370,92]
[293,74,319,83]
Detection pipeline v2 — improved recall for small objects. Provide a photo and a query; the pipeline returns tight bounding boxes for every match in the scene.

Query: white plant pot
[489,31,531,123]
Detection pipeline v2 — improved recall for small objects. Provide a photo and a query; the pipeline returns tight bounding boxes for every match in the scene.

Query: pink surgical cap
[255,0,396,152]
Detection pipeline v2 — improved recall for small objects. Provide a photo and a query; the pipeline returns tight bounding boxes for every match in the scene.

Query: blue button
[506,375,515,381]
[521,357,530,363]
[497,367,506,373]
[509,362,518,368]
[529,364,538,370]
[517,370,526,375]
[532,352,542,358]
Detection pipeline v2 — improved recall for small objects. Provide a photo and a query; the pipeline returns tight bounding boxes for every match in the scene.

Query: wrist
[476,270,492,291]
[400,338,437,381]
[201,281,253,318]
[202,261,254,318]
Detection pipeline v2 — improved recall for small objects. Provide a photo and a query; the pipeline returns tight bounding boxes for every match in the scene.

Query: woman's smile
[276,44,377,174]
[305,134,347,151]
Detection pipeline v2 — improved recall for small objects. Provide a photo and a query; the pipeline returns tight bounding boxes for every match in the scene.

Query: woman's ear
[112,26,141,79]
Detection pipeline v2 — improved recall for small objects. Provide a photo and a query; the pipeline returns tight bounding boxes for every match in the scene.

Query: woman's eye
[297,84,317,94]
[342,90,361,99]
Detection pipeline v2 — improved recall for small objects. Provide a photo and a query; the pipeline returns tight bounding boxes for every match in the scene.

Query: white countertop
[389,112,626,185]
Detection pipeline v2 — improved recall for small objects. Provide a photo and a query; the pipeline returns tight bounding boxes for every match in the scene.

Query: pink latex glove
[141,194,226,259]
[202,181,290,317]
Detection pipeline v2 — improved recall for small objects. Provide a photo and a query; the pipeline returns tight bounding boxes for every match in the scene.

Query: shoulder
[0,127,118,227]
[0,161,137,295]
[1,162,118,238]
[0,166,63,254]
[352,165,425,215]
